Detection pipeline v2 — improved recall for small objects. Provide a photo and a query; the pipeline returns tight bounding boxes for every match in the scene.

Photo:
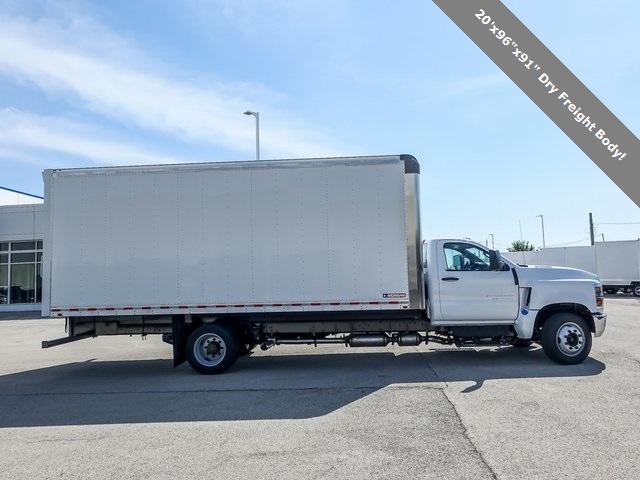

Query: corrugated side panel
[48,158,410,315]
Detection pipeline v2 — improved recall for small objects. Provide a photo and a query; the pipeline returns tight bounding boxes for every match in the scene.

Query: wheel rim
[634,286,640,296]
[193,333,227,367]
[556,322,586,356]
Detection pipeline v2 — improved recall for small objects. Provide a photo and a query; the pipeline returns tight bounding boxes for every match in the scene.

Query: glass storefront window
[3,240,42,304]
[36,263,42,303]
[11,264,36,303]
[0,264,7,304]
[11,241,37,251]
[11,252,36,263]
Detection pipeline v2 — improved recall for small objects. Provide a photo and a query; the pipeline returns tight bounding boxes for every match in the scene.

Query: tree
[508,240,535,252]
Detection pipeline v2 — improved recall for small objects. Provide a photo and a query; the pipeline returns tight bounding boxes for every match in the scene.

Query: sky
[0,0,639,249]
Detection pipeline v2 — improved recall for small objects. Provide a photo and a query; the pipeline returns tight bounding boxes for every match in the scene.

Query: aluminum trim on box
[404,173,425,310]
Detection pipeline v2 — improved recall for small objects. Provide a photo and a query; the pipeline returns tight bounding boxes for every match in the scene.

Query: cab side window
[444,243,491,271]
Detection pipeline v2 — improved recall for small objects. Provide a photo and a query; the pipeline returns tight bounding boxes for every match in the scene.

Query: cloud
[0,108,197,166]
[0,13,344,160]
[188,0,350,39]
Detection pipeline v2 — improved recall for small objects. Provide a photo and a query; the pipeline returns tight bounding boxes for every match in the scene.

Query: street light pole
[489,234,495,249]
[518,220,523,241]
[243,110,260,160]
[536,214,546,248]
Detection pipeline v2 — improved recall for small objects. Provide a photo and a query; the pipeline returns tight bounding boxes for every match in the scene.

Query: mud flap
[172,316,188,367]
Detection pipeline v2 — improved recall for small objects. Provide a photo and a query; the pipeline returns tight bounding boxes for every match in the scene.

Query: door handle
[441,277,459,281]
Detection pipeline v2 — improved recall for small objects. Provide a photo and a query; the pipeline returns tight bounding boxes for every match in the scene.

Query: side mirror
[489,250,503,271]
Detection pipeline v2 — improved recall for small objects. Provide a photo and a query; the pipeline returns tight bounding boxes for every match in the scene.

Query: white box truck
[504,241,640,296]
[41,155,606,373]
[594,240,640,295]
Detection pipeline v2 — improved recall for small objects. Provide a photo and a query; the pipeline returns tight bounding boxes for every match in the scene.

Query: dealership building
[0,186,44,314]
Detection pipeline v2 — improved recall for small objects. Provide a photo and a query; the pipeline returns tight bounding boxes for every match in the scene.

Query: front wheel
[187,323,240,374]
[540,313,592,365]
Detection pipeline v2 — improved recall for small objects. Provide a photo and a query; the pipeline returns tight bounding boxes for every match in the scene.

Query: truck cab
[424,239,607,363]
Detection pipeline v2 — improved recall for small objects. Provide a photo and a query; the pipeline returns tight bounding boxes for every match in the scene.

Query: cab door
[437,241,519,322]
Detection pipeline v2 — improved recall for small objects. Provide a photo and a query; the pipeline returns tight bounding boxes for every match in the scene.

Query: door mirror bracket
[489,250,503,271]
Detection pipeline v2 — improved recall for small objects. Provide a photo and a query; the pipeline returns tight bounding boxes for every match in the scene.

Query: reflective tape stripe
[52,299,410,313]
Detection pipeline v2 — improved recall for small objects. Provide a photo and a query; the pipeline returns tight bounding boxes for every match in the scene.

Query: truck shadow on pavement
[0,346,605,428]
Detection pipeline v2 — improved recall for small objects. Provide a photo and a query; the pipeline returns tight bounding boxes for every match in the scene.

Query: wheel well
[203,316,258,343]
[176,316,249,340]
[534,303,594,338]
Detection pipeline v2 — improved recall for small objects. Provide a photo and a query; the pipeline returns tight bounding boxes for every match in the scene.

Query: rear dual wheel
[187,323,240,374]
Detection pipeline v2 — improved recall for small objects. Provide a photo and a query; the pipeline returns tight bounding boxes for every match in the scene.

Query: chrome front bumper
[593,312,607,337]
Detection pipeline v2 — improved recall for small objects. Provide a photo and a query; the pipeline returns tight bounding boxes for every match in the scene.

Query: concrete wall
[0,204,44,242]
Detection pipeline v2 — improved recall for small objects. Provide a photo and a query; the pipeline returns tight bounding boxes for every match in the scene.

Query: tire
[186,323,240,374]
[633,285,640,297]
[540,313,592,365]
[604,288,618,295]
[512,338,533,348]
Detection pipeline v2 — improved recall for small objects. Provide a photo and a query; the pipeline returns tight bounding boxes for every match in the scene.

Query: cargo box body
[594,240,640,286]
[42,155,423,318]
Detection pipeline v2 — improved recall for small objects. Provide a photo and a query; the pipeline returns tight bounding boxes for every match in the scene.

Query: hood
[515,264,600,283]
